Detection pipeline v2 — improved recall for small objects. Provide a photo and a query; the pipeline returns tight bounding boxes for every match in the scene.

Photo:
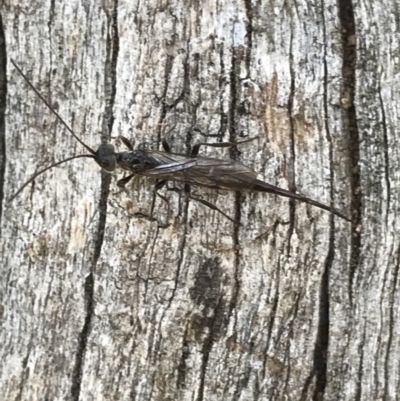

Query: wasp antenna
[10,59,96,155]
[8,154,96,203]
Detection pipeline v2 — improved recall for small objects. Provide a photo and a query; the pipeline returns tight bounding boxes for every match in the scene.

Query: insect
[9,60,351,223]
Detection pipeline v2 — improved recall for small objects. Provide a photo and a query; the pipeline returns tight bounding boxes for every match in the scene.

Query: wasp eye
[98,157,116,172]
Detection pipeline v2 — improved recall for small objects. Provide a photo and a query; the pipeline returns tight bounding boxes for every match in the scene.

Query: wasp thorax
[96,144,117,172]
[117,150,158,173]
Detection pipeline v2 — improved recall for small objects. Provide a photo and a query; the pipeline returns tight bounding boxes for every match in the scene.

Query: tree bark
[0,1,398,400]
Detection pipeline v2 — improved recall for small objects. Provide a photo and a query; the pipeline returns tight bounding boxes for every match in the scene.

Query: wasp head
[96,144,117,172]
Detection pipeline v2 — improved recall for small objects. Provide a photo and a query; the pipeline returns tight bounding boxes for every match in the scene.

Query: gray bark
[0,0,398,400]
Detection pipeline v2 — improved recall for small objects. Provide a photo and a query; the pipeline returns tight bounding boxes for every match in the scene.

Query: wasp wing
[181,157,258,190]
[142,150,258,191]
[144,159,197,175]
[141,151,350,221]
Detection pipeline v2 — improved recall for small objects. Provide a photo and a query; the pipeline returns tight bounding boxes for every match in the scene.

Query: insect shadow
[9,59,351,224]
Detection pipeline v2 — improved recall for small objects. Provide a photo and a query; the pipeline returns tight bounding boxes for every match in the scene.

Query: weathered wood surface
[0,0,399,400]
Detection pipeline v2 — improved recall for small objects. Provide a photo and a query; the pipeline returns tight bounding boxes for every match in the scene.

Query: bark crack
[71,2,119,398]
[47,0,55,106]
[155,47,175,144]
[310,3,336,399]
[286,28,296,256]
[197,297,223,401]
[150,46,176,213]
[103,0,120,138]
[148,41,192,393]
[150,206,189,396]
[16,342,32,401]
[338,0,361,305]
[300,372,316,401]
[218,45,228,139]
[177,326,189,390]
[244,0,253,73]
[71,273,94,399]
[0,14,7,230]
[228,48,241,326]
[312,236,333,401]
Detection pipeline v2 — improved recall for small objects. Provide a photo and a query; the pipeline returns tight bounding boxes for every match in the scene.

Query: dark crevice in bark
[300,371,315,401]
[71,170,111,401]
[261,247,281,382]
[233,348,252,400]
[197,297,223,401]
[181,46,196,151]
[339,0,361,306]
[312,235,334,401]
[71,272,94,400]
[148,37,192,399]
[48,0,55,31]
[142,226,161,301]
[151,209,189,396]
[377,84,390,225]
[218,46,228,139]
[286,28,296,256]
[156,50,174,143]
[177,326,189,390]
[244,0,253,72]
[71,2,119,399]
[167,51,188,113]
[282,293,300,397]
[150,46,175,214]
[0,14,7,229]
[103,0,120,138]
[160,217,188,313]
[384,245,400,399]
[311,4,335,399]
[47,0,55,111]
[228,49,241,325]
[16,343,32,401]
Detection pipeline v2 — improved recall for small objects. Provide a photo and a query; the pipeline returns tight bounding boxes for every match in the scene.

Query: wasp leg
[117,173,136,188]
[119,136,134,150]
[162,139,171,153]
[184,184,240,226]
[150,179,168,218]
[187,194,240,226]
[190,137,257,156]
[154,180,169,203]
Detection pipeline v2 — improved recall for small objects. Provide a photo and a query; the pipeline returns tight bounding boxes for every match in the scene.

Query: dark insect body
[9,60,350,223]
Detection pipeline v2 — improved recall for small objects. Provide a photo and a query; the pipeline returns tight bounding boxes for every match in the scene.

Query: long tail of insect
[253,180,351,221]
[8,154,95,202]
